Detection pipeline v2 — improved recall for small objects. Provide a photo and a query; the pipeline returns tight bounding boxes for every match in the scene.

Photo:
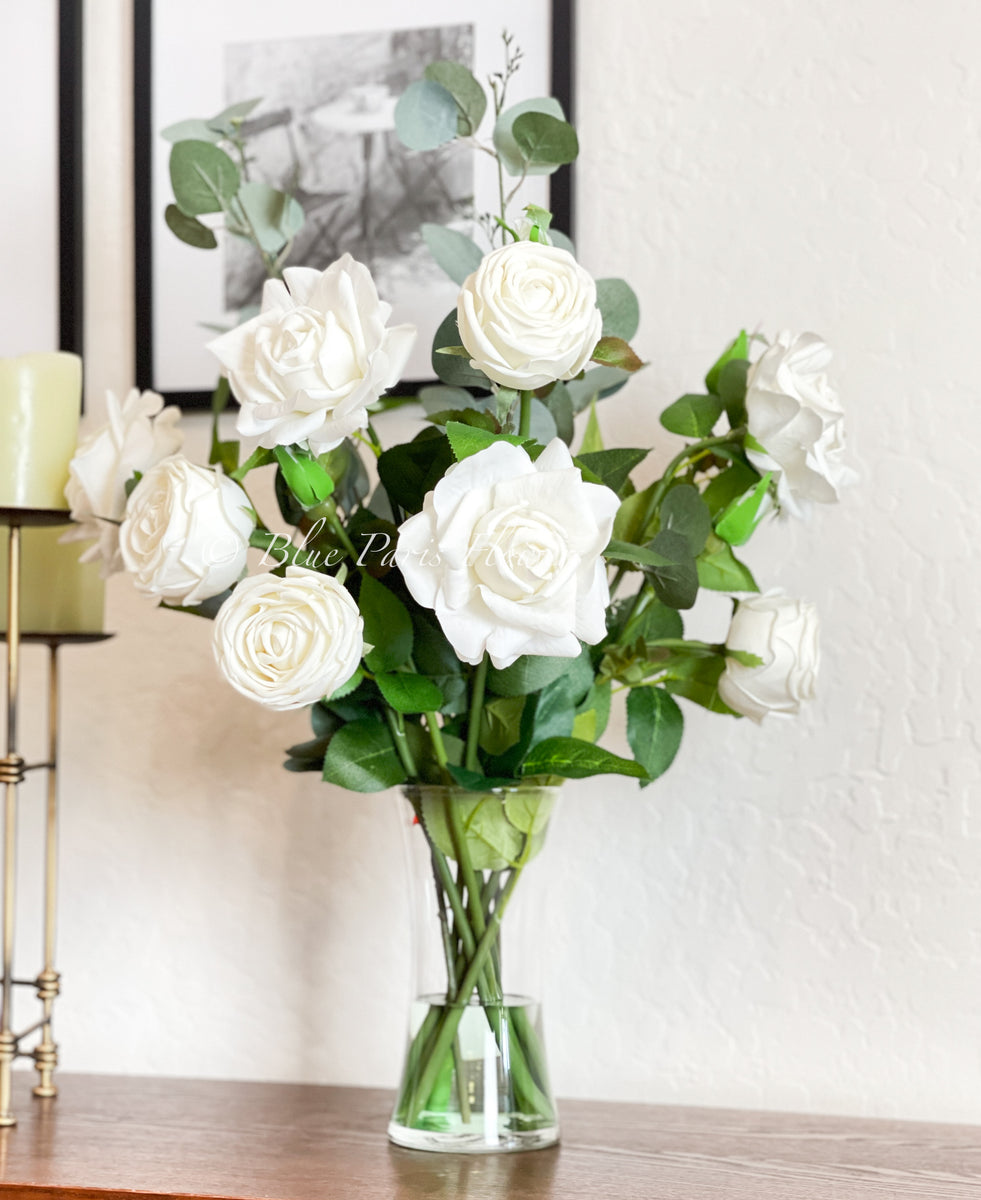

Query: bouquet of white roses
[66,41,849,1148]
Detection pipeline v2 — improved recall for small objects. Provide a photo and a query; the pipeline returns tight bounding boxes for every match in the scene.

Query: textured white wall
[3,0,978,1122]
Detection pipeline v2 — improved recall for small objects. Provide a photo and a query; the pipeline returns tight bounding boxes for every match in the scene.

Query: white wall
[2,0,978,1122]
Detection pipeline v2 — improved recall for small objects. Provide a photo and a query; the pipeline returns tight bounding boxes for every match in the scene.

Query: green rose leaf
[411,610,468,716]
[715,471,773,546]
[487,653,572,698]
[696,534,759,593]
[595,279,640,341]
[577,448,649,495]
[431,310,491,389]
[164,204,218,249]
[626,688,684,788]
[511,111,579,169]
[445,421,528,462]
[394,79,460,150]
[613,482,657,545]
[705,330,749,395]
[273,445,334,507]
[702,460,761,517]
[322,720,407,792]
[718,357,750,427]
[237,181,304,253]
[359,574,413,673]
[521,737,649,781]
[659,394,724,439]
[493,97,565,175]
[421,223,485,285]
[590,336,644,373]
[374,672,445,714]
[662,655,735,715]
[377,428,454,514]
[423,61,487,136]
[644,529,699,610]
[660,484,712,557]
[169,140,241,216]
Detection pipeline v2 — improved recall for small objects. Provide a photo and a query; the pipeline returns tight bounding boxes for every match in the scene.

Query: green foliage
[705,330,748,395]
[431,311,491,388]
[512,111,579,169]
[702,460,760,516]
[590,336,644,373]
[273,446,334,507]
[165,204,217,249]
[359,574,413,673]
[715,472,773,546]
[662,655,736,715]
[521,738,648,781]
[577,449,648,495]
[410,611,468,716]
[659,394,724,438]
[565,366,631,413]
[541,382,574,444]
[718,357,749,427]
[644,529,699,610]
[375,672,445,714]
[487,653,574,698]
[377,428,454,514]
[626,689,684,787]
[696,534,759,592]
[613,483,657,546]
[322,720,407,792]
[394,79,459,150]
[418,791,546,869]
[445,421,528,462]
[580,399,604,453]
[660,485,712,557]
[480,696,526,755]
[237,181,304,253]
[421,224,484,285]
[595,279,640,341]
[423,61,487,135]
[493,97,566,175]
[169,140,240,216]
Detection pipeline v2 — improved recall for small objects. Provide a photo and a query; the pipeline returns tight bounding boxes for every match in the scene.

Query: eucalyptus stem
[464,656,489,772]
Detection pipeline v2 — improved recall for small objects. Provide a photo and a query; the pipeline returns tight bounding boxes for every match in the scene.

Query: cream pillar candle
[0,352,82,510]
[0,526,104,635]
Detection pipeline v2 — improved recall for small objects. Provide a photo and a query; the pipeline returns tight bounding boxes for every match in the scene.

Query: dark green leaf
[719,358,749,427]
[645,529,699,610]
[702,460,761,516]
[493,97,565,176]
[572,681,612,743]
[595,278,640,341]
[660,484,712,557]
[487,653,573,698]
[480,696,526,755]
[322,720,407,792]
[630,599,684,642]
[604,538,671,569]
[626,688,684,788]
[394,79,459,150]
[659,394,724,439]
[705,330,748,395]
[164,204,217,249]
[359,574,413,673]
[662,656,736,715]
[423,61,487,135]
[445,421,528,462]
[590,336,643,373]
[375,672,445,714]
[431,310,492,388]
[446,765,519,792]
[377,427,454,514]
[612,483,656,545]
[410,610,467,715]
[169,140,240,216]
[696,534,759,592]
[512,111,579,168]
[529,674,576,746]
[543,382,574,444]
[578,448,648,495]
[521,738,649,781]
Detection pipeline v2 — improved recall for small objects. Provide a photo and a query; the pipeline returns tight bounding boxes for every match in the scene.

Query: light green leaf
[395,79,460,150]
[595,278,640,341]
[161,118,223,144]
[487,654,573,698]
[445,421,528,462]
[169,140,241,217]
[322,720,406,792]
[565,366,630,413]
[359,574,413,673]
[493,97,565,176]
[715,472,773,546]
[238,181,304,253]
[702,460,761,516]
[273,445,334,507]
[504,790,555,835]
[423,61,487,135]
[521,737,649,781]
[659,394,724,439]
[421,223,484,285]
[512,111,579,168]
[626,688,684,788]
[613,483,657,545]
[374,672,444,714]
[580,398,604,453]
[696,534,759,593]
[603,539,671,569]
[480,696,526,755]
[543,382,574,444]
[207,97,262,136]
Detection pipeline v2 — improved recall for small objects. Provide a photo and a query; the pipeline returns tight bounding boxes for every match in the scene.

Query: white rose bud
[63,387,183,576]
[457,241,603,390]
[744,332,854,517]
[212,566,364,711]
[120,456,254,606]
[396,438,619,669]
[718,590,820,723]
[206,254,415,455]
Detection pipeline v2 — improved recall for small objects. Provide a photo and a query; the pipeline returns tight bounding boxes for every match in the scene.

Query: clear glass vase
[388,784,560,1153]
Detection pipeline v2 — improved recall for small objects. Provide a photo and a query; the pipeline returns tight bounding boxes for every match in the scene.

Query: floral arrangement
[64,41,850,1145]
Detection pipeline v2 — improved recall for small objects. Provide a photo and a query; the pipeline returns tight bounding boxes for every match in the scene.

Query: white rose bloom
[744,331,854,517]
[206,254,415,454]
[457,241,603,390]
[63,388,183,576]
[213,566,364,712]
[396,438,619,669]
[120,456,254,606]
[717,590,820,723]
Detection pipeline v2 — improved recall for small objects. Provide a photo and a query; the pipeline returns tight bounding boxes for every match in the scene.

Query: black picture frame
[59,0,84,358]
[133,0,575,409]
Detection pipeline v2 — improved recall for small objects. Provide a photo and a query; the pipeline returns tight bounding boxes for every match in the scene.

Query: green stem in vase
[518,390,534,438]
[464,656,489,772]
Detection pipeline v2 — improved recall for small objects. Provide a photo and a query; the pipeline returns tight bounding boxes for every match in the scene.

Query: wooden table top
[0,1073,977,1199]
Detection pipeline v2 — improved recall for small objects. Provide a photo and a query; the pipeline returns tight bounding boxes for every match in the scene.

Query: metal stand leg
[32,643,60,1098]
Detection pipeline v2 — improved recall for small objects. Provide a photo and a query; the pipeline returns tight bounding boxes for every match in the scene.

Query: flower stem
[384,708,417,780]
[464,656,489,772]
[518,391,534,438]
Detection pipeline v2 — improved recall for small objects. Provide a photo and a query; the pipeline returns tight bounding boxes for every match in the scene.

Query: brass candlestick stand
[0,507,111,1126]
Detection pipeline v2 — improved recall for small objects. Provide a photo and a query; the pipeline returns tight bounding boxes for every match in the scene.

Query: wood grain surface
[0,1073,977,1199]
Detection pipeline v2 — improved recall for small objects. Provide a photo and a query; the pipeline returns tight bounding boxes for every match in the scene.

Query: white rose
[396,438,619,669]
[63,388,183,576]
[212,566,364,711]
[717,590,820,723]
[744,331,854,517]
[119,456,253,606]
[457,241,603,390]
[206,254,415,454]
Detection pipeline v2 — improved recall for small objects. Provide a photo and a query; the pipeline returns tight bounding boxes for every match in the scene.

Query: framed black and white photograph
[134,0,574,408]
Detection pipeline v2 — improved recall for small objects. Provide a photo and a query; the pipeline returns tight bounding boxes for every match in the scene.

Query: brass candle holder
[0,507,111,1126]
